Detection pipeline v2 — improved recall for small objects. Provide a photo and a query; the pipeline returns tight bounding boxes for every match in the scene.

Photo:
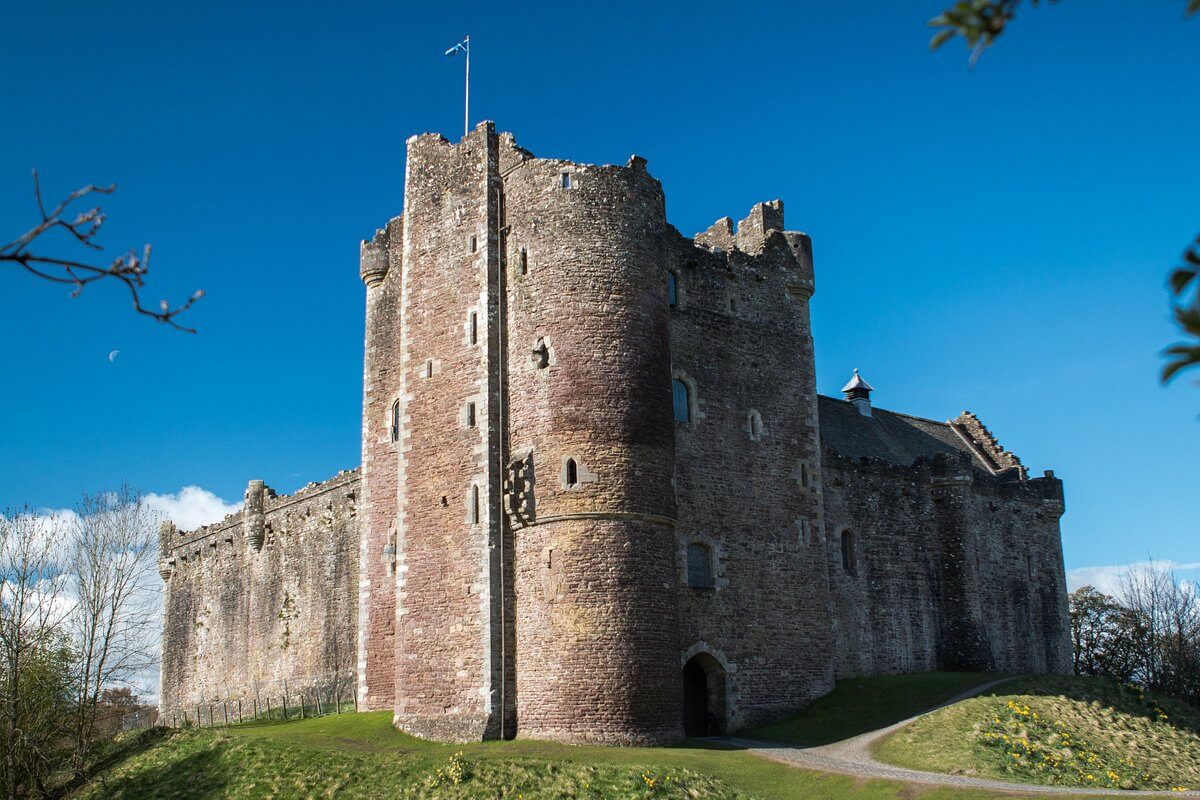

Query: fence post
[238,699,243,723]
[334,676,341,714]
[196,704,202,727]
[316,683,323,717]
[282,680,289,721]
[266,696,272,721]
[223,701,229,726]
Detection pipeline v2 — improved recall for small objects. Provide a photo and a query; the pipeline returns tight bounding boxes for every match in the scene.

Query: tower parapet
[359,227,391,287]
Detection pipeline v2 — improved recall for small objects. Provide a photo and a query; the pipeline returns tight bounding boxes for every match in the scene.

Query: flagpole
[445,36,471,137]
[463,35,470,137]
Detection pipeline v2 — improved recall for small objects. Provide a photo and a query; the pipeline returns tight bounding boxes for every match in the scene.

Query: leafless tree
[0,510,74,800]
[65,487,159,772]
[1120,563,1200,703]
[1,171,202,332]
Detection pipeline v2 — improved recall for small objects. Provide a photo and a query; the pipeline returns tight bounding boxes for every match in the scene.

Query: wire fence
[162,668,357,728]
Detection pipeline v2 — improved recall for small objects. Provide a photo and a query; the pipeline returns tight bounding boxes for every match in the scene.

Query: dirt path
[721,678,1200,797]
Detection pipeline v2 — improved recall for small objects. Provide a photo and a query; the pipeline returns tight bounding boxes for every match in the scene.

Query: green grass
[741,671,1004,745]
[76,673,1118,799]
[874,674,1200,791]
[73,708,1065,800]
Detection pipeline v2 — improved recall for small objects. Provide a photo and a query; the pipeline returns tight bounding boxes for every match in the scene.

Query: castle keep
[159,123,1072,743]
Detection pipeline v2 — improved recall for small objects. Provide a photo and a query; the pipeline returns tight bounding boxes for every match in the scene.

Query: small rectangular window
[469,311,478,345]
[469,234,478,253]
[561,172,571,189]
[667,271,678,307]
[672,379,691,423]
[687,543,714,588]
[520,248,528,275]
[466,401,476,428]
[425,360,433,379]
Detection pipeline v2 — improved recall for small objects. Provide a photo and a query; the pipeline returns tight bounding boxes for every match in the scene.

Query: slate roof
[817,395,993,470]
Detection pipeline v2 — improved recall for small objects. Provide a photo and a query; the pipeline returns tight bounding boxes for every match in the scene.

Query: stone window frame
[388,399,400,443]
[686,542,710,592]
[466,308,479,346]
[840,528,857,575]
[463,399,478,429]
[559,455,597,491]
[564,458,578,487]
[667,270,681,308]
[745,409,764,442]
[793,459,816,491]
[468,232,479,254]
[671,370,700,427]
[466,483,481,525]
[558,168,575,190]
[677,532,725,591]
[519,246,529,276]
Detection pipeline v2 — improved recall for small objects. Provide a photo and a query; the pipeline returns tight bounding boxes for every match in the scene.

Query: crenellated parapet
[158,468,361,721]
[680,200,815,323]
[158,469,360,579]
[359,226,392,287]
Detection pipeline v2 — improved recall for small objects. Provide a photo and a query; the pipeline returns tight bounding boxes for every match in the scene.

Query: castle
[158,123,1071,744]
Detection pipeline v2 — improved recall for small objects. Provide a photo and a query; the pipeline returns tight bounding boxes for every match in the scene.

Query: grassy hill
[741,671,1003,745]
[72,672,1121,799]
[874,674,1200,791]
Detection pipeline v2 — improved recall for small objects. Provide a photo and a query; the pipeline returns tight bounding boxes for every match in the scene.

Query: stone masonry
[159,123,1072,742]
[159,470,359,723]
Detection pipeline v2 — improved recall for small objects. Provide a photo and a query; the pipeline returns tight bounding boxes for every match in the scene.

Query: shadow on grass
[81,746,229,800]
[736,671,1007,747]
[50,727,172,799]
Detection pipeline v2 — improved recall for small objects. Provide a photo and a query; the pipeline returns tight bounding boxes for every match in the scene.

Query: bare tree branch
[1,171,203,333]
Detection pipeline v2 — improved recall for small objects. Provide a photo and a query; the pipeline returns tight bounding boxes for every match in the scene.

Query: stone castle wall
[667,204,835,731]
[357,217,403,712]
[822,450,1071,677]
[158,471,359,721]
[388,127,509,741]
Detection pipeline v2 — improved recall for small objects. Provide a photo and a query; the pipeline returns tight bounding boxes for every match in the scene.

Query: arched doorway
[681,653,726,737]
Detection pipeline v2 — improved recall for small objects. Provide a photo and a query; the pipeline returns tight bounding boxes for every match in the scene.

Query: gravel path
[720,678,1200,797]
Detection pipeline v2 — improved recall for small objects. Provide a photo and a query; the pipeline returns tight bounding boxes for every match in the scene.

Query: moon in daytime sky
[108,350,119,363]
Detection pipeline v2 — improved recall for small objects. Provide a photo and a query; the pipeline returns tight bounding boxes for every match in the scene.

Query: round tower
[501,150,681,743]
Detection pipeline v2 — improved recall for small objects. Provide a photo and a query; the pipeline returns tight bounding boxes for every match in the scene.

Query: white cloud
[144,486,241,531]
[3,486,239,704]
[1067,560,1200,599]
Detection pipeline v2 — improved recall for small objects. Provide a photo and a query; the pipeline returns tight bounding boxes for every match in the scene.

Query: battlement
[158,469,360,579]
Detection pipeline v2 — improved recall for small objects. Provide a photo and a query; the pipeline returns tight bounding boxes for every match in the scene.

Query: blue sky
[1,0,1196,580]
